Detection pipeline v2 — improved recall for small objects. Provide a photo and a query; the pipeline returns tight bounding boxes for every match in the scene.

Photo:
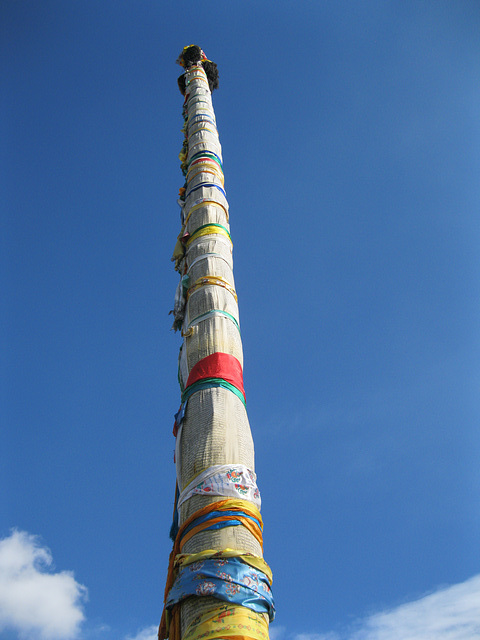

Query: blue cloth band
[166,557,275,621]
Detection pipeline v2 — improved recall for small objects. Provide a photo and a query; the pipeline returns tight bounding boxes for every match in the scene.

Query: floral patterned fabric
[165,557,275,621]
[177,464,261,509]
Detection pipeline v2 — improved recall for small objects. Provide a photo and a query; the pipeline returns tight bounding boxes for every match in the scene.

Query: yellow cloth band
[183,604,269,640]
[187,74,209,86]
[187,276,237,303]
[186,225,231,247]
[187,168,225,186]
[184,201,229,226]
[189,125,219,137]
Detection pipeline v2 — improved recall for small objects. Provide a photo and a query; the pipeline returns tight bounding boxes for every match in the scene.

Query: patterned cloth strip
[178,464,261,509]
[165,557,275,621]
[182,604,270,640]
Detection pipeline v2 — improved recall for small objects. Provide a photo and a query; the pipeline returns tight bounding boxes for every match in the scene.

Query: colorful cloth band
[187,114,217,128]
[181,378,246,407]
[187,168,225,186]
[175,549,273,584]
[187,150,223,169]
[159,501,266,639]
[186,309,240,334]
[186,182,227,199]
[187,158,224,178]
[179,508,262,551]
[178,499,263,551]
[186,353,244,396]
[174,378,246,437]
[177,464,260,509]
[165,557,275,621]
[183,604,270,640]
[183,200,229,226]
[185,224,232,247]
[186,275,237,303]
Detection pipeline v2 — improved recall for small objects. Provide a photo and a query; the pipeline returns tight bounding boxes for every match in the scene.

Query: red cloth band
[185,352,245,400]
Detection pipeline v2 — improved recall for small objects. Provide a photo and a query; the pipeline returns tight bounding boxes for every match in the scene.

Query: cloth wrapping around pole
[160,47,273,640]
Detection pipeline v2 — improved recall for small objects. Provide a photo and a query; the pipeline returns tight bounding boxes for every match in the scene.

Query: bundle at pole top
[176,44,219,96]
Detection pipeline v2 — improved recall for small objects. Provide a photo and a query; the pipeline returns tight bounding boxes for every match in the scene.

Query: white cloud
[350,574,480,640]
[125,625,159,640]
[0,530,87,640]
[293,574,480,640]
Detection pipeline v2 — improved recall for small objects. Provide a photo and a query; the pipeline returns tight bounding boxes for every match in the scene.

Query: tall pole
[159,46,274,640]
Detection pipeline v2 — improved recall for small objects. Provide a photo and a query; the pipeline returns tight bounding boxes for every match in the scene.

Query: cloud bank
[0,530,87,639]
[290,573,480,640]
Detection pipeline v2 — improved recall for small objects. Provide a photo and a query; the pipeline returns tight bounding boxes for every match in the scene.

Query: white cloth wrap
[177,464,261,509]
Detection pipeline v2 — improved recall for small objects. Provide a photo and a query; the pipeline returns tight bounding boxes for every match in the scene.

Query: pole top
[176,45,219,95]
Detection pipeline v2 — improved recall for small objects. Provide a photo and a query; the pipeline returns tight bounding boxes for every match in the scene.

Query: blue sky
[2,1,480,639]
